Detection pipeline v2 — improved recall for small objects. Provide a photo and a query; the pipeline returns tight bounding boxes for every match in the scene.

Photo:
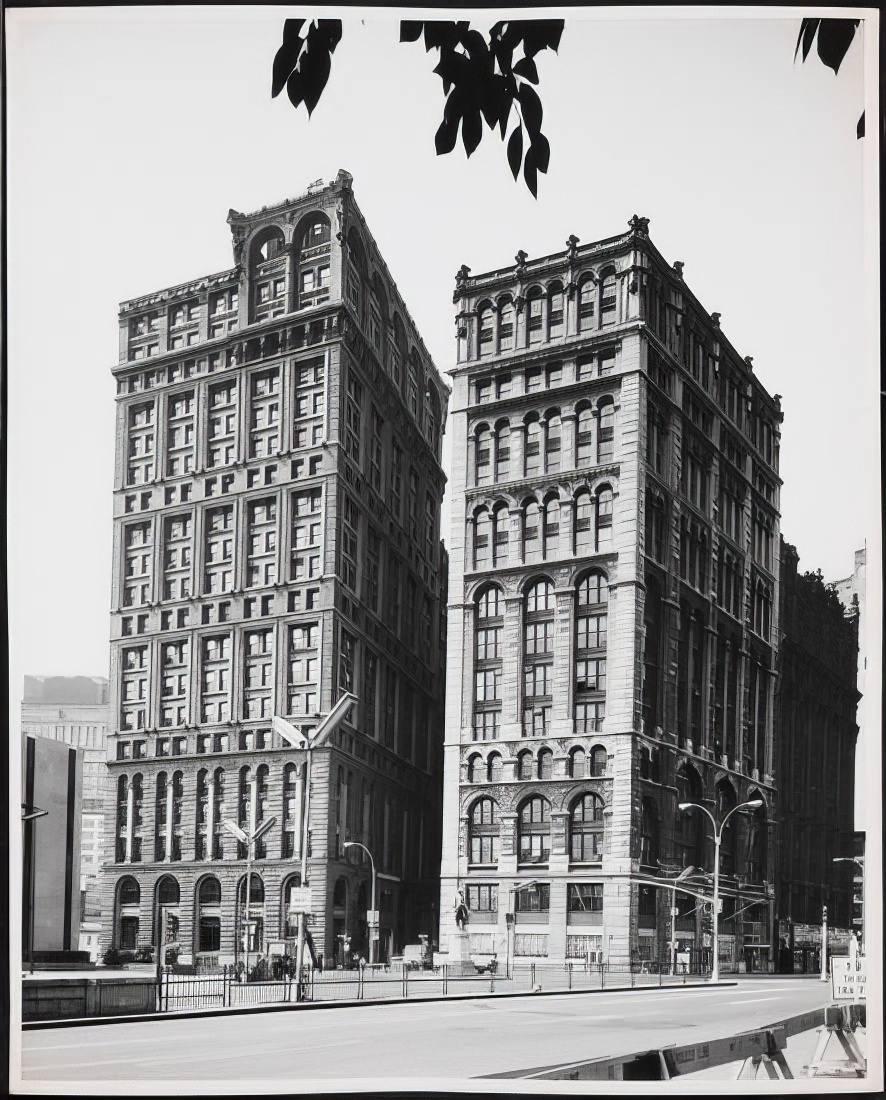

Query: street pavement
[17,977,842,1091]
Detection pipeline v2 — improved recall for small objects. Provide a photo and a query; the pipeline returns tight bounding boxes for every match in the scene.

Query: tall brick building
[103,171,449,968]
[440,218,782,972]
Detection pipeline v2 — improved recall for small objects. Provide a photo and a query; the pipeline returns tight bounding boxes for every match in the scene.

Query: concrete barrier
[22,976,158,1021]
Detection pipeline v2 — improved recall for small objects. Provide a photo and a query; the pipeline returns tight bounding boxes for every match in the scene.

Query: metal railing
[157,960,710,1012]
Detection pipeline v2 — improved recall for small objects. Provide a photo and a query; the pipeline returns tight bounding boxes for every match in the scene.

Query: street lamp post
[273,691,357,999]
[678,798,763,983]
[344,841,377,965]
[21,804,49,975]
[506,880,538,979]
[223,777,276,980]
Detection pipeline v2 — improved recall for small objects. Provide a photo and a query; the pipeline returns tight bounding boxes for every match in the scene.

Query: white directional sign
[831,956,866,1001]
[366,910,379,925]
[288,887,311,913]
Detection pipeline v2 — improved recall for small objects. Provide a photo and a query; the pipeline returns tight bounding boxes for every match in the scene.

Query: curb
[22,979,736,1030]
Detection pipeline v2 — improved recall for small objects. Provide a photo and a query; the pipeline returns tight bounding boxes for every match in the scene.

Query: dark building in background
[775,539,859,972]
[21,675,111,960]
[102,171,449,969]
[22,733,83,962]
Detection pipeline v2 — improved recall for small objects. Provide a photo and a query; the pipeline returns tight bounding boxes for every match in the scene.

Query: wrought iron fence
[158,960,709,1012]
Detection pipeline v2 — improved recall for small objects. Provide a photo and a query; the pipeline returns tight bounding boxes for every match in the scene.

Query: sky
[6,6,880,823]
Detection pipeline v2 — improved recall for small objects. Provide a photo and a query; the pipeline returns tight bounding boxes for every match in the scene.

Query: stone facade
[440,219,782,973]
[774,540,859,968]
[102,171,449,969]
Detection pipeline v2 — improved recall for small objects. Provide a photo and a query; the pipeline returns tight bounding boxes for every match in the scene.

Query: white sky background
[6,7,880,823]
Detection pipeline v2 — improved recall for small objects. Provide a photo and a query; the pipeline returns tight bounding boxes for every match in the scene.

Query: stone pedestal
[437,931,476,976]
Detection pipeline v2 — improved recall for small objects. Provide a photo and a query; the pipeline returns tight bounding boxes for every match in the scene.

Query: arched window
[474,424,492,486]
[115,774,128,863]
[158,876,180,906]
[575,573,608,734]
[468,797,500,864]
[119,876,140,906]
[345,230,366,321]
[574,490,593,555]
[155,875,181,959]
[297,215,331,309]
[524,577,554,738]
[494,421,511,482]
[130,774,144,861]
[236,874,265,956]
[154,771,168,861]
[545,411,561,472]
[212,767,225,860]
[523,499,542,561]
[526,286,544,345]
[570,793,604,862]
[576,405,594,466]
[518,796,551,863]
[498,297,515,352]
[547,282,565,338]
[542,495,560,558]
[116,876,140,950]
[467,753,482,783]
[578,276,596,331]
[487,752,503,783]
[250,227,287,323]
[524,417,542,477]
[596,487,613,551]
[538,747,553,779]
[597,401,615,463]
[600,268,618,324]
[474,585,503,741]
[589,745,607,777]
[517,749,534,781]
[473,508,491,569]
[491,502,510,566]
[254,764,270,857]
[478,302,494,357]
[282,763,300,859]
[569,746,587,778]
[199,876,221,905]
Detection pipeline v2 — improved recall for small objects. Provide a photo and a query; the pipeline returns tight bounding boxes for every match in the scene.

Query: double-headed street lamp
[223,774,277,979]
[678,798,763,983]
[344,841,377,965]
[273,691,357,997]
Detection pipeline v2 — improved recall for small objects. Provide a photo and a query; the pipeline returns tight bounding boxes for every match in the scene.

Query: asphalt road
[18,978,836,1091]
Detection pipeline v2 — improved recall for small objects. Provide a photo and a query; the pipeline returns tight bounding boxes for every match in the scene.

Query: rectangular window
[200,634,231,723]
[515,883,550,912]
[466,885,498,913]
[288,623,318,715]
[249,369,280,459]
[246,498,277,588]
[514,934,549,957]
[567,883,603,911]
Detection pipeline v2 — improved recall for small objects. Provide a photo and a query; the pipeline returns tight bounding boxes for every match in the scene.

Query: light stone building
[440,218,782,973]
[102,171,449,969]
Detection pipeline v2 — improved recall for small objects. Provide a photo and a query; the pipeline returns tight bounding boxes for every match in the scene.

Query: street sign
[288,887,311,912]
[831,956,866,1001]
[366,909,379,925]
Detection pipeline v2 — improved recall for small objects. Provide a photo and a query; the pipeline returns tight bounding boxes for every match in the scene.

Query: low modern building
[102,171,449,970]
[440,217,782,973]
[22,733,83,963]
[21,675,111,960]
[774,541,859,972]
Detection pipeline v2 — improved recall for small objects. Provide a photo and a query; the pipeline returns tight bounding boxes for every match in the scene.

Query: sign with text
[366,910,379,925]
[287,887,311,913]
[831,956,866,1000]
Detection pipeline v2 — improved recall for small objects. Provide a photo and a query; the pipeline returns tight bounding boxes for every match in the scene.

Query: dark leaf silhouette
[507,125,523,180]
[795,18,863,140]
[271,19,342,116]
[273,16,563,198]
[272,18,306,97]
